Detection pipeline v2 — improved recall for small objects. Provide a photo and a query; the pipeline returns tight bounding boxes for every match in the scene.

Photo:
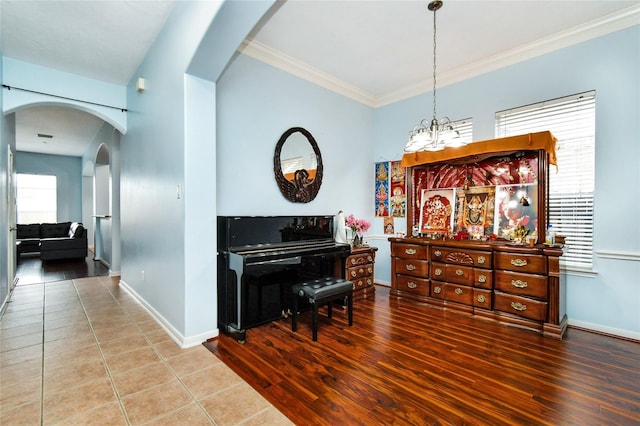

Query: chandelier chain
[432,4,437,121]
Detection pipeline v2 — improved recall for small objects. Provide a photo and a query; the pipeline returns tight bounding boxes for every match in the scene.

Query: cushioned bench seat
[292,277,354,341]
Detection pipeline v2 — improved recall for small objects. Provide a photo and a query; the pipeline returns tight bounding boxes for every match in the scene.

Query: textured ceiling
[2,0,638,156]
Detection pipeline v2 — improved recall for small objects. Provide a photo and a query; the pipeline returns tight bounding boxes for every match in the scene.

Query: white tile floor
[0,275,294,425]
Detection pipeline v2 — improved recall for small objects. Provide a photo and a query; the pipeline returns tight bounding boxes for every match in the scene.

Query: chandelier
[405,1,465,153]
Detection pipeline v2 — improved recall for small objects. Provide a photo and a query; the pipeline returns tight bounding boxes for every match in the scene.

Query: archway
[93,143,112,267]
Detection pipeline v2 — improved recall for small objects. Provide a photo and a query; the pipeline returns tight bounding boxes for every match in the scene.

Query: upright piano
[217,215,351,342]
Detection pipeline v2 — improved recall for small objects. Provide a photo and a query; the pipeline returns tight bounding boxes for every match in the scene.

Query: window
[16,174,57,224]
[496,91,595,270]
[455,118,473,145]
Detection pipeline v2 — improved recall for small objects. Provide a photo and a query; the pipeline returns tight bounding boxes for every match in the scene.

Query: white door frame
[7,147,17,289]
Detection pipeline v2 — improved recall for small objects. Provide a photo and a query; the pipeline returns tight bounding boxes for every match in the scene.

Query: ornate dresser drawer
[392,243,428,259]
[431,262,474,285]
[442,283,474,306]
[495,270,548,299]
[495,252,546,274]
[347,263,373,281]
[397,275,430,296]
[347,251,375,268]
[431,246,492,268]
[474,269,492,289]
[344,246,377,302]
[394,258,429,278]
[493,291,548,321]
[473,288,492,309]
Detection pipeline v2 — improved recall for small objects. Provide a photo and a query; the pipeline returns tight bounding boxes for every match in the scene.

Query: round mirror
[274,127,323,203]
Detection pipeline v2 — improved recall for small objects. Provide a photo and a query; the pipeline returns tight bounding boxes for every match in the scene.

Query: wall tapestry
[390,160,406,218]
[375,162,389,217]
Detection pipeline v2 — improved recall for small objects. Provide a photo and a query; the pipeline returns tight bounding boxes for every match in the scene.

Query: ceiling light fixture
[405,0,465,153]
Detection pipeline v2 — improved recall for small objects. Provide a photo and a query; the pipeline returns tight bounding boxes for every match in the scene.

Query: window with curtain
[16,173,57,224]
[495,91,595,270]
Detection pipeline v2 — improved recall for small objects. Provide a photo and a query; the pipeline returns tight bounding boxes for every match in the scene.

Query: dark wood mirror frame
[274,127,323,203]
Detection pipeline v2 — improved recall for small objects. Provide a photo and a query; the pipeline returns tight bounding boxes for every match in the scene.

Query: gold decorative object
[455,269,464,276]
[405,248,417,255]
[406,264,416,271]
[511,302,527,311]
[477,295,486,303]
[511,258,528,267]
[407,282,417,289]
[435,268,443,276]
[454,288,463,295]
[433,286,442,294]
[478,275,487,283]
[478,256,486,264]
[512,279,528,288]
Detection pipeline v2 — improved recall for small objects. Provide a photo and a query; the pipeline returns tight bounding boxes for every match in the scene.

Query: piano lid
[218,215,336,251]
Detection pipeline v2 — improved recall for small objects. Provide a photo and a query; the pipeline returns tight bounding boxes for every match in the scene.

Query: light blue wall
[14,152,82,223]
[120,1,273,344]
[373,25,640,338]
[217,53,374,219]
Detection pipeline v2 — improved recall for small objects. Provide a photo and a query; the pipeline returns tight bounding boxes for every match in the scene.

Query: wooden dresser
[390,238,566,338]
[344,246,377,301]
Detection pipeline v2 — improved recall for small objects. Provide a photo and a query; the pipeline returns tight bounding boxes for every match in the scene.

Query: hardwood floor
[15,253,109,285]
[206,285,640,425]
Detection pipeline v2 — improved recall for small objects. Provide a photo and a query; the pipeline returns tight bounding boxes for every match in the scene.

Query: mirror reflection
[274,127,323,203]
[280,132,318,183]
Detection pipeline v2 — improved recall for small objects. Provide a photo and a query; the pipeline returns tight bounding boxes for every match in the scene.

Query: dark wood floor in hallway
[15,253,109,285]
[206,285,640,425]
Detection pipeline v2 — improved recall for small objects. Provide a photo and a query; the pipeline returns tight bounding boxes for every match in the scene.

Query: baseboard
[568,319,640,342]
[118,279,218,348]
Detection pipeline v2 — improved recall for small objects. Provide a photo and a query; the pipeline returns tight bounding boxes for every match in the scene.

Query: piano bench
[292,277,354,342]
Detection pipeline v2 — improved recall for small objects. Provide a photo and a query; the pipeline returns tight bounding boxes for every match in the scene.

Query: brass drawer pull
[405,248,416,255]
[405,264,416,271]
[477,295,486,303]
[478,256,486,264]
[455,269,464,276]
[478,275,487,283]
[367,267,373,273]
[407,281,417,289]
[433,286,442,294]
[454,288,463,295]
[434,268,442,276]
[367,256,373,262]
[350,271,357,277]
[512,279,528,288]
[434,250,442,257]
[511,258,528,267]
[511,302,527,311]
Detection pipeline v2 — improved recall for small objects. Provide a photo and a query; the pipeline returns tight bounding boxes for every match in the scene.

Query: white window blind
[496,91,595,269]
[455,118,473,145]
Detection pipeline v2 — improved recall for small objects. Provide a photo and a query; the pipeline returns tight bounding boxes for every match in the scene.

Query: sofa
[17,222,88,261]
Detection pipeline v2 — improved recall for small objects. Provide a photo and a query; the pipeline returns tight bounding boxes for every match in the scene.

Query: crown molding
[239,5,640,108]
[238,39,378,107]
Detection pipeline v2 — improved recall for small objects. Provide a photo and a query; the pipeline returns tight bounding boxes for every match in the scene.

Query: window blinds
[496,91,595,269]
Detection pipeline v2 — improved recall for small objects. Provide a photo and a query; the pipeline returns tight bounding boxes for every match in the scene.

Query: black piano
[217,215,351,342]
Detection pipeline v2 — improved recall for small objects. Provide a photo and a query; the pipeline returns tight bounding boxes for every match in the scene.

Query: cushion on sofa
[17,224,40,239]
[40,222,72,238]
[69,223,86,239]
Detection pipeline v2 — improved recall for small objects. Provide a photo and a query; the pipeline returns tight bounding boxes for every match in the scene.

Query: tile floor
[0,275,294,425]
